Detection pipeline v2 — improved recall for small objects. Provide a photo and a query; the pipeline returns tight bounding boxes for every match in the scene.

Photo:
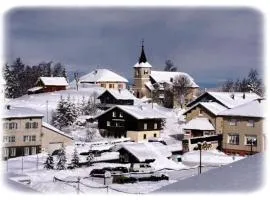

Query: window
[154,123,158,129]
[24,147,29,156]
[135,70,139,77]
[3,136,15,143]
[229,119,237,126]
[144,123,147,130]
[144,70,148,75]
[10,148,16,157]
[3,123,9,129]
[112,112,116,117]
[32,122,38,129]
[228,134,239,145]
[118,84,123,89]
[107,121,110,127]
[25,122,30,129]
[8,122,17,129]
[23,135,36,142]
[143,134,147,139]
[31,147,37,155]
[245,135,257,146]
[101,83,106,88]
[109,84,114,88]
[154,133,157,138]
[247,120,255,127]
[119,112,123,118]
[3,148,9,157]
[170,77,173,82]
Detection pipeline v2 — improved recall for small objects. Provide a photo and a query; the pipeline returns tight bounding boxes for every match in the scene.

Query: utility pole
[36,153,39,170]
[21,156,24,174]
[198,142,202,174]
[77,176,80,194]
[46,100,49,123]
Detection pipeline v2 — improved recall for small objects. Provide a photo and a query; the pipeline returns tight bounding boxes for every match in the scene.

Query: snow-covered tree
[52,96,78,130]
[85,128,97,142]
[44,153,54,170]
[83,95,98,116]
[56,147,67,170]
[87,153,94,166]
[247,69,263,96]
[173,75,192,108]
[70,148,80,168]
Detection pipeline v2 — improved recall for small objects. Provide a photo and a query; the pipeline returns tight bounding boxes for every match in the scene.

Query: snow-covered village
[0,7,266,195]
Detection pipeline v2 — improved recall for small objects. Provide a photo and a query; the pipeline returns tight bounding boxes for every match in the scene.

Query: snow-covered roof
[133,61,152,68]
[95,104,166,120]
[27,86,43,92]
[218,99,265,118]
[118,143,172,162]
[183,117,215,131]
[79,69,128,83]
[183,102,227,116]
[189,91,261,109]
[2,106,44,119]
[155,153,263,192]
[39,77,68,86]
[150,71,199,88]
[144,81,154,91]
[97,89,136,100]
[42,122,73,139]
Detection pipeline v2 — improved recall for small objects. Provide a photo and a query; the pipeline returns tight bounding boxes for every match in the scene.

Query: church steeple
[138,39,147,63]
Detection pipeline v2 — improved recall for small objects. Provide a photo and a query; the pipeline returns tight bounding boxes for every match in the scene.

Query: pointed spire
[138,39,147,63]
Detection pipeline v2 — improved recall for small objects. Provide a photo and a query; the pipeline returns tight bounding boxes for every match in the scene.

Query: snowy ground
[3,149,245,194]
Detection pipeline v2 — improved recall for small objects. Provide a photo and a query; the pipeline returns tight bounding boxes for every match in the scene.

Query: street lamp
[249,138,257,156]
[197,142,202,174]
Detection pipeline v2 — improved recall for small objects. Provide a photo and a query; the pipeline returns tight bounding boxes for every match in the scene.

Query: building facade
[2,106,43,159]
[95,105,165,142]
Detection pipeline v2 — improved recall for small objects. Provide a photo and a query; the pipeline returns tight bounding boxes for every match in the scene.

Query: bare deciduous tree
[74,72,80,91]
[173,75,192,108]
[164,60,177,72]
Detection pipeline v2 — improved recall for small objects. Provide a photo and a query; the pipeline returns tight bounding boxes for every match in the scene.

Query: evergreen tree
[70,148,80,168]
[57,147,67,170]
[44,153,54,170]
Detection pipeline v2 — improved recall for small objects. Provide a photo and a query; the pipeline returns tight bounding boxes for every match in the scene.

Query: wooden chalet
[95,105,165,142]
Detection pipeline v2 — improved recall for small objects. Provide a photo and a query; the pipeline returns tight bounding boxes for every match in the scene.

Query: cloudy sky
[4,7,263,88]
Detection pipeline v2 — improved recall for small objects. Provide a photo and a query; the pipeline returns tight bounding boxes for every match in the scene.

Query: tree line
[3,58,67,98]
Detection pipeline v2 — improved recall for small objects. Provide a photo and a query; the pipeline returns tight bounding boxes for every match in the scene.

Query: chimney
[258,98,262,103]
[231,94,235,99]
[242,93,246,99]
[6,105,10,110]
[118,88,121,93]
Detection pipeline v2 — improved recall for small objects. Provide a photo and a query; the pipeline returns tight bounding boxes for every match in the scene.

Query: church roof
[133,40,152,68]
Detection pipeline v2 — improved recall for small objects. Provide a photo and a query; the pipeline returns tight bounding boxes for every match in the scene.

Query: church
[132,41,199,107]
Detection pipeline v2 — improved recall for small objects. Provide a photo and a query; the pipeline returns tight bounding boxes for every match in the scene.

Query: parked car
[113,166,129,173]
[90,169,107,177]
[131,163,154,173]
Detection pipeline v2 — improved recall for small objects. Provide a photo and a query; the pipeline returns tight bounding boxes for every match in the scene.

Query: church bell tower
[133,40,152,98]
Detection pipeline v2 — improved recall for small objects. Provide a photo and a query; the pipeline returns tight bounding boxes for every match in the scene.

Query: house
[117,142,172,163]
[218,99,265,155]
[2,106,44,159]
[186,91,260,108]
[27,77,68,94]
[95,104,165,142]
[97,89,136,109]
[183,92,261,134]
[182,117,222,152]
[78,69,128,89]
[2,105,74,159]
[132,42,199,107]
[41,122,74,154]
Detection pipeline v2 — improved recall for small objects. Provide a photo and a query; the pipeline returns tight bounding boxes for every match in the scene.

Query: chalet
[117,143,172,163]
[28,77,68,94]
[182,117,222,152]
[97,89,136,109]
[132,42,199,107]
[95,104,165,142]
[218,99,265,155]
[2,105,73,159]
[78,69,128,89]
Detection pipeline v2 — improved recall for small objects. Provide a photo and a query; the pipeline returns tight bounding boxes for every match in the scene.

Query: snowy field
[3,148,245,194]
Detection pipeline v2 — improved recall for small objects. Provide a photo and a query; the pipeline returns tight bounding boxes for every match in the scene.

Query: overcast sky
[4,7,263,88]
